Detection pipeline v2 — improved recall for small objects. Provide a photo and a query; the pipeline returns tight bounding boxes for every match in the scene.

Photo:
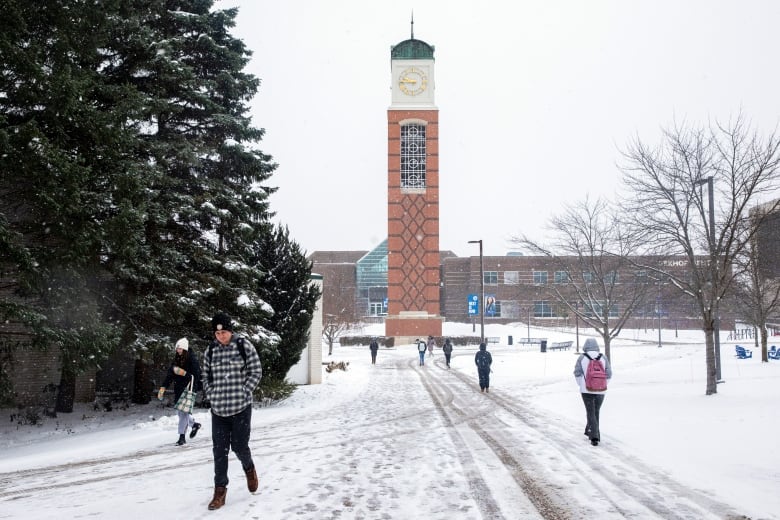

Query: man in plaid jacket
[202,312,263,510]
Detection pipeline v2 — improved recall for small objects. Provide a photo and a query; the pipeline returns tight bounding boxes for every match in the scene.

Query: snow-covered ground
[0,322,777,519]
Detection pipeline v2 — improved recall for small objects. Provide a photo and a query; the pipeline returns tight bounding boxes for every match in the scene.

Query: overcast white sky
[216,0,780,257]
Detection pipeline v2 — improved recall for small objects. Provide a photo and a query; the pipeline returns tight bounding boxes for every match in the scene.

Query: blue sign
[467,294,479,316]
[383,298,388,309]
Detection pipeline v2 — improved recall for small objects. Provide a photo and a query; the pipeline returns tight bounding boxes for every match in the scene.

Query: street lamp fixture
[696,176,722,381]
[468,240,484,343]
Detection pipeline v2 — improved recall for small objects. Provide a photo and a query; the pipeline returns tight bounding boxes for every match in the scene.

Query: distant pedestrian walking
[417,339,427,366]
[573,338,612,446]
[442,338,453,368]
[369,338,379,365]
[474,342,492,392]
[427,336,436,357]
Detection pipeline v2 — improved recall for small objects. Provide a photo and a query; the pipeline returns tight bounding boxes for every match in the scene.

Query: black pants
[212,405,254,487]
[477,368,490,389]
[371,352,377,364]
[444,353,451,366]
[581,393,605,441]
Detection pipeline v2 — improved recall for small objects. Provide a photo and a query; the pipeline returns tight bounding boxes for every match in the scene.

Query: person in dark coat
[573,338,613,446]
[158,337,203,445]
[369,338,379,365]
[442,338,453,368]
[474,342,492,392]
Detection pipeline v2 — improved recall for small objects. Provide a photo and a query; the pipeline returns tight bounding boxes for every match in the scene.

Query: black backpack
[205,336,247,384]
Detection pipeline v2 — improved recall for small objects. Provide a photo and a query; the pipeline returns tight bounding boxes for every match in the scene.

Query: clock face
[398,66,428,96]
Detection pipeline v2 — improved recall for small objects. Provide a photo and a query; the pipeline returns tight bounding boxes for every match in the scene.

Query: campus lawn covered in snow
[0,322,778,519]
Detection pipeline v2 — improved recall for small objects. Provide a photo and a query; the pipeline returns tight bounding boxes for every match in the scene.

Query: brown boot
[208,486,227,510]
[245,465,258,493]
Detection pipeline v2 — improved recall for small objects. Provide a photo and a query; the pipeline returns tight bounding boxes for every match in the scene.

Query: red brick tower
[384,28,443,342]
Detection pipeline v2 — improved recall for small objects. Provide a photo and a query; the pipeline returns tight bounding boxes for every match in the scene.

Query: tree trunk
[760,326,769,363]
[703,324,717,395]
[132,358,152,404]
[55,368,76,413]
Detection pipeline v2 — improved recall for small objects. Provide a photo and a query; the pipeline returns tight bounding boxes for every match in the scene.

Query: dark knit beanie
[211,312,233,332]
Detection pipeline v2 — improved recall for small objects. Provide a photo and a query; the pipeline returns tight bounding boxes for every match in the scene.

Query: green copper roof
[391,39,435,60]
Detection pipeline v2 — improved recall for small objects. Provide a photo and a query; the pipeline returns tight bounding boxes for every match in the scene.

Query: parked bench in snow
[549,341,573,351]
[486,337,500,344]
[517,337,546,345]
[735,345,752,359]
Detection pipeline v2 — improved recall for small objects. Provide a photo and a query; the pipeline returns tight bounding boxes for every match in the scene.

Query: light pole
[527,305,531,341]
[575,301,580,352]
[696,176,722,381]
[656,281,662,348]
[468,240,484,343]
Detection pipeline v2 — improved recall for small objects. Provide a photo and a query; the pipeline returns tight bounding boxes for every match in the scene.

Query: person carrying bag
[159,337,202,446]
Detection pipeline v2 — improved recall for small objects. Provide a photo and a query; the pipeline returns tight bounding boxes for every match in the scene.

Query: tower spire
[410,11,414,39]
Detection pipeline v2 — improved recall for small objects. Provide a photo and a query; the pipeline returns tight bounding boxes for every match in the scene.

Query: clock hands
[400,77,417,84]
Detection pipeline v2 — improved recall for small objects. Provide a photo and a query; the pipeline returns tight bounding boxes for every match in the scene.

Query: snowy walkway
[0,343,747,519]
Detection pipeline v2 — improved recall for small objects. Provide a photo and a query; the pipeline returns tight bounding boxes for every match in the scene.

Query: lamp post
[468,240,484,343]
[656,281,662,348]
[527,305,531,341]
[696,176,722,381]
[575,301,580,352]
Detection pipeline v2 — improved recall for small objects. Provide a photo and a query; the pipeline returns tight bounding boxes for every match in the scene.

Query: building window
[586,301,619,318]
[554,271,569,284]
[533,300,553,318]
[604,271,619,284]
[635,270,648,284]
[400,124,426,189]
[533,270,548,285]
[369,302,385,316]
[484,271,498,285]
[504,271,519,285]
[582,271,594,283]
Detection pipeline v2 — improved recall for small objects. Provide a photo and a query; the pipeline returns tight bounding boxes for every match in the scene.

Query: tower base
[385,311,443,345]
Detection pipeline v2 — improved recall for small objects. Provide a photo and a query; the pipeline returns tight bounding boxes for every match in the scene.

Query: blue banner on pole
[467,294,479,316]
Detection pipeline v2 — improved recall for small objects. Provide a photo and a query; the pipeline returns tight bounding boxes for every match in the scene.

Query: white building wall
[285,275,323,385]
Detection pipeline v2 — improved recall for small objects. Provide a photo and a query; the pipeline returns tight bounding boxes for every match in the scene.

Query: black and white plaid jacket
[202,335,262,417]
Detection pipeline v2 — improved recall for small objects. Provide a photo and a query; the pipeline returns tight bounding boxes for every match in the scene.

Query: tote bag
[174,376,196,414]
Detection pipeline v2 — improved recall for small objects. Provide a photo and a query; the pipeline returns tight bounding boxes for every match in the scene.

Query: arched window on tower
[400,124,426,189]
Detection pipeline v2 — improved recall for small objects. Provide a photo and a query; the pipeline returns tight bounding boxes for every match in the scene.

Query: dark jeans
[418,351,425,365]
[477,368,490,389]
[444,353,451,366]
[211,405,254,487]
[371,352,377,364]
[581,393,605,441]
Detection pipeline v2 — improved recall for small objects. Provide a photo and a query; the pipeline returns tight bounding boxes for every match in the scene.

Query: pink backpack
[584,353,607,392]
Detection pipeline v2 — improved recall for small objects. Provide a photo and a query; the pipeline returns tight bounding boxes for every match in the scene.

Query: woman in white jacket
[573,338,612,446]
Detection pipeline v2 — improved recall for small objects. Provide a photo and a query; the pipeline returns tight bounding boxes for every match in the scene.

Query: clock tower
[385,24,443,342]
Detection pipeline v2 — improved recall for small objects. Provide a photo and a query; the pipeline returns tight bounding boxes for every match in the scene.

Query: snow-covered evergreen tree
[253,225,320,384]
[102,0,278,355]
[0,0,137,411]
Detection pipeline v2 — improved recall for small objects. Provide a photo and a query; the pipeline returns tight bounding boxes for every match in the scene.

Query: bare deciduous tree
[620,114,780,394]
[320,270,360,356]
[512,197,650,360]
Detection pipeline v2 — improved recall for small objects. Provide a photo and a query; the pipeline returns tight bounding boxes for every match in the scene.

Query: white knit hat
[175,338,189,351]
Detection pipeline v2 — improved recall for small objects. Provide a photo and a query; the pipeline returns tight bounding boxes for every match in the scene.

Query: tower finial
[410,11,414,39]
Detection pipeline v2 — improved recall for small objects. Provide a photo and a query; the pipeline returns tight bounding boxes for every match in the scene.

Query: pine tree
[102,0,278,353]
[0,0,135,410]
[253,225,321,385]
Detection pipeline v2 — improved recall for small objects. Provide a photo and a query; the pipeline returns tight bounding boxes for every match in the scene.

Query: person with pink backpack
[573,338,612,446]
